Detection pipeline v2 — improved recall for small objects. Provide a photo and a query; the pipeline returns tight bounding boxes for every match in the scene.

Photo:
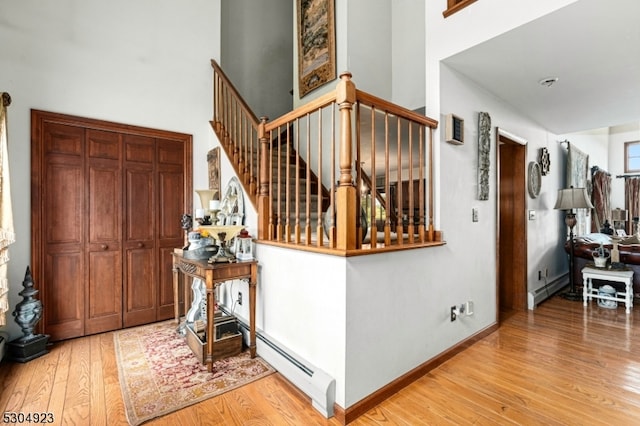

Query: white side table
[581,267,634,314]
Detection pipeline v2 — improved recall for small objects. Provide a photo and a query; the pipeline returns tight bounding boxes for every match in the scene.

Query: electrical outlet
[450,306,457,322]
[466,301,474,316]
[237,292,243,305]
[472,207,479,222]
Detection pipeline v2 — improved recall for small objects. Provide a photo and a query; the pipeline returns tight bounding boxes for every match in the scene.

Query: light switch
[529,210,536,220]
[472,207,479,222]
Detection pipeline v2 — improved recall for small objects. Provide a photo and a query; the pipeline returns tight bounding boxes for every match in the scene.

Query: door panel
[123,245,156,326]
[46,163,83,246]
[40,122,85,341]
[88,165,121,244]
[123,135,156,325]
[86,129,122,334]
[125,168,154,241]
[43,122,83,156]
[44,252,84,340]
[156,138,186,320]
[86,250,122,334]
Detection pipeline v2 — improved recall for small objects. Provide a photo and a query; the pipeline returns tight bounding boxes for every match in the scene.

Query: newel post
[257,116,270,241]
[336,72,357,250]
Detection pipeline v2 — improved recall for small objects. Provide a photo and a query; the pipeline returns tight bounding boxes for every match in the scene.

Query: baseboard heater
[235,320,336,418]
[528,273,568,310]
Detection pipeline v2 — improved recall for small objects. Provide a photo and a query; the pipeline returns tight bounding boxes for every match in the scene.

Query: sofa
[566,233,640,298]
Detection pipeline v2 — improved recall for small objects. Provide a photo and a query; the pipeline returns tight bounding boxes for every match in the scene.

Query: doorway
[496,128,527,321]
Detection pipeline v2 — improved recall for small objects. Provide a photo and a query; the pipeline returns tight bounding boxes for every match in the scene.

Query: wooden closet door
[157,138,187,319]
[123,134,157,327]
[85,129,123,334]
[32,110,192,340]
[39,122,86,341]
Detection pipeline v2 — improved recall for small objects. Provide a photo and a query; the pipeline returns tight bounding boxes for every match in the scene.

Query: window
[624,141,640,173]
[443,0,478,18]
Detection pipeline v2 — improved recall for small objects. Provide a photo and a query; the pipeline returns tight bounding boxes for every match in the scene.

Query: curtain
[567,142,589,236]
[590,167,611,232]
[625,177,640,235]
[0,93,15,326]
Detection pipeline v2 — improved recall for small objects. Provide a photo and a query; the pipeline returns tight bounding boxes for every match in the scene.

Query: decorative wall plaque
[539,147,550,175]
[207,147,221,200]
[528,161,542,198]
[478,112,491,200]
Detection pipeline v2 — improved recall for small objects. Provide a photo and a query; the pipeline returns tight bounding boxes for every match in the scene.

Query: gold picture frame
[207,147,221,200]
[297,0,336,97]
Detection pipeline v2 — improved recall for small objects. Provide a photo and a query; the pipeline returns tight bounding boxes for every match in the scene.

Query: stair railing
[211,60,261,206]
[211,60,443,254]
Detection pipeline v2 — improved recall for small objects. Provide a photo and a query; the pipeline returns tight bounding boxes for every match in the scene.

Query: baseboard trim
[527,273,568,310]
[343,322,499,424]
[233,316,335,418]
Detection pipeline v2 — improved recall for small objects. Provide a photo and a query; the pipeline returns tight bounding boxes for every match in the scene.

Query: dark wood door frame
[496,127,527,321]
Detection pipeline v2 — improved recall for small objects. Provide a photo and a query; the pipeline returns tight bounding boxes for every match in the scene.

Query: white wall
[0,0,221,341]
[251,245,348,405]
[391,0,425,111]
[221,0,293,120]
[345,0,392,98]
[426,0,578,231]
[427,2,582,300]
[440,65,568,300]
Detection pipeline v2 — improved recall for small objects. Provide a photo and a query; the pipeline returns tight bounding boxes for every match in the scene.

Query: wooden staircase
[212,118,330,244]
[267,129,330,243]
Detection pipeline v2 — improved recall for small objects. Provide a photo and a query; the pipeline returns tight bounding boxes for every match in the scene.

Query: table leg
[249,276,256,358]
[172,261,180,324]
[626,280,632,314]
[205,272,215,372]
[183,276,191,326]
[583,276,589,306]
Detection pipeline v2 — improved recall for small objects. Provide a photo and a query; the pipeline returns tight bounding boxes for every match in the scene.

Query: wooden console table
[172,252,257,372]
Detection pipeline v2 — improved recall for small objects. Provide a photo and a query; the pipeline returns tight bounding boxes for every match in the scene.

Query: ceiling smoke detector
[538,77,559,88]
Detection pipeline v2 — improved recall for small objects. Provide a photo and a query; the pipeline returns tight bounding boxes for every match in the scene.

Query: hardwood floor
[2,294,640,425]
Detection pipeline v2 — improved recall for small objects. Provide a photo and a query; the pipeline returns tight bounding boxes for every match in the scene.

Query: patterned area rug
[114,321,274,425]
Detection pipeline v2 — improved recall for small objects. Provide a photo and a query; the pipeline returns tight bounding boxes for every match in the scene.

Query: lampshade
[553,187,594,210]
[195,189,217,210]
[611,208,628,222]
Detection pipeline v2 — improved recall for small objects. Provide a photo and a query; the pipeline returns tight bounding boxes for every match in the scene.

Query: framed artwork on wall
[207,147,221,200]
[297,0,336,97]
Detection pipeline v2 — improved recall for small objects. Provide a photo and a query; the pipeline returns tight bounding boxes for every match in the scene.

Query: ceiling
[441,0,640,135]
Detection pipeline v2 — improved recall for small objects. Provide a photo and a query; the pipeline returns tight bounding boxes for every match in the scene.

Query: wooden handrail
[265,91,337,131]
[443,0,478,18]
[211,60,442,254]
[355,90,438,129]
[211,60,260,126]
